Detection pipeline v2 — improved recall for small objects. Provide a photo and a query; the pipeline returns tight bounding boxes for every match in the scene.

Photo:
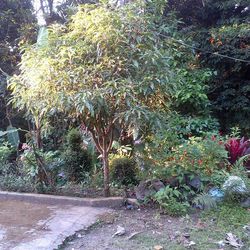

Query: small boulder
[222,176,247,193]
[151,179,165,191]
[154,245,163,250]
[241,197,250,208]
[135,179,165,201]
[188,176,201,190]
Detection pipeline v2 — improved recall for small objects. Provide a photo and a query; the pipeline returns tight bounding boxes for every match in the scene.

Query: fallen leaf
[127,231,143,240]
[225,232,243,248]
[112,225,126,237]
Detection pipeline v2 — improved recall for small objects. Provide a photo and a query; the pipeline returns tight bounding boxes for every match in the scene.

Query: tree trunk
[35,118,42,149]
[103,150,110,197]
[36,127,42,149]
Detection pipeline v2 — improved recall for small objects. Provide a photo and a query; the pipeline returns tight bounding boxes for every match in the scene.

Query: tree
[10,1,179,196]
[164,0,250,134]
[33,0,95,24]
[0,0,36,130]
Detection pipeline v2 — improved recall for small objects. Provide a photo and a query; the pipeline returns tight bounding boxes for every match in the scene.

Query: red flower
[211,135,216,141]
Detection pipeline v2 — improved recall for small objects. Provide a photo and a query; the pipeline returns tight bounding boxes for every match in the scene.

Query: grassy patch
[202,203,250,228]
[196,203,250,249]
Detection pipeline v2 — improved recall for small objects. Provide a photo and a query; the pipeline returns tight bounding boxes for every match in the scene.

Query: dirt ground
[60,207,250,250]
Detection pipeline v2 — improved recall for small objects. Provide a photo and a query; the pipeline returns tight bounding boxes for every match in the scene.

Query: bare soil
[60,207,238,250]
[59,209,203,250]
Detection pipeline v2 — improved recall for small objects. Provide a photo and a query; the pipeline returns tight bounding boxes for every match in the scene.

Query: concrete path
[0,200,110,250]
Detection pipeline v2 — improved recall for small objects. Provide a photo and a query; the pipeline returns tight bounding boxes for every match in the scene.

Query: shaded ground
[0,200,109,250]
[61,207,250,250]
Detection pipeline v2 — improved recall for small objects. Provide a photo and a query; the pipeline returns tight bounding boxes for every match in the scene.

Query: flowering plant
[225,137,250,169]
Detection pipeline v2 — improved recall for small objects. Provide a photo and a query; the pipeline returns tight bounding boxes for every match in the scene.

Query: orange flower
[209,37,215,44]
[216,40,223,46]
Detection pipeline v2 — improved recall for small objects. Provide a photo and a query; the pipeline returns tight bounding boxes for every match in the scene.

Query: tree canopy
[0,0,36,129]
[9,1,181,195]
[165,0,250,133]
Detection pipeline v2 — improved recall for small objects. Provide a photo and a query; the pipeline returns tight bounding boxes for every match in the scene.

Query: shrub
[225,137,250,170]
[155,134,228,189]
[21,148,64,182]
[0,174,34,192]
[167,114,219,139]
[154,186,189,216]
[66,128,82,151]
[110,156,138,187]
[193,192,217,210]
[0,144,14,164]
[160,197,190,216]
[0,161,34,193]
[62,149,93,183]
[62,128,93,183]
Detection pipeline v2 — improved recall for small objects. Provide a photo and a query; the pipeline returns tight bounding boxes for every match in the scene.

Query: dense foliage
[0,0,249,212]
[0,0,36,130]
[164,0,250,133]
[9,1,200,195]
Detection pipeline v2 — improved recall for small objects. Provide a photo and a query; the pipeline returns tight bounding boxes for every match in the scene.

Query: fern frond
[234,155,250,169]
[193,193,217,210]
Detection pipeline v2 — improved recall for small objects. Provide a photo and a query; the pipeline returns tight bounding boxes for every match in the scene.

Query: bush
[160,197,190,216]
[168,114,219,139]
[0,144,14,164]
[63,149,93,183]
[225,137,250,170]
[110,156,138,187]
[66,128,82,151]
[0,174,34,192]
[155,134,228,188]
[20,148,64,186]
[61,128,93,183]
[154,186,190,216]
[0,161,34,193]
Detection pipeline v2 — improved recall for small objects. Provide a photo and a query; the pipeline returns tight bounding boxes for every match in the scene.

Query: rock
[154,245,163,250]
[188,176,201,190]
[126,204,134,210]
[151,179,165,191]
[165,176,179,187]
[135,179,165,201]
[240,197,250,208]
[209,188,224,201]
[222,176,247,193]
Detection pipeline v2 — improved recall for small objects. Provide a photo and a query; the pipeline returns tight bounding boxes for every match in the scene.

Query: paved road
[0,200,110,250]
